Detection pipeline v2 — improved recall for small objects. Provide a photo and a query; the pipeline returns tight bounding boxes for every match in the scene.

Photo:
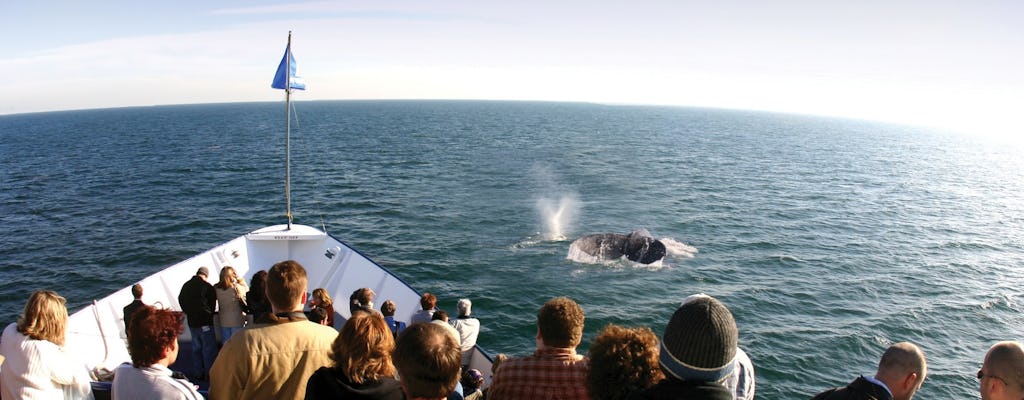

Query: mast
[284,31,293,230]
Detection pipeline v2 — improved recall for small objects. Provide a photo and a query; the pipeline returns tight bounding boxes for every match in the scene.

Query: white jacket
[0,323,92,400]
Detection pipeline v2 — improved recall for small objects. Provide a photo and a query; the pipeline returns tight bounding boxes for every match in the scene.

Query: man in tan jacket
[210,260,338,399]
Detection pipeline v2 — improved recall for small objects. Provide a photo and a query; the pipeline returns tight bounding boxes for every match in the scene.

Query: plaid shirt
[488,347,590,400]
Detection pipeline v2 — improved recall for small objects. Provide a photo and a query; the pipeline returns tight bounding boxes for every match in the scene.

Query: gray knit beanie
[659,294,738,382]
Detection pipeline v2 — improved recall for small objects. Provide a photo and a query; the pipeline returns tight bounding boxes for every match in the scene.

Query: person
[380,300,406,338]
[209,260,340,400]
[452,298,481,366]
[305,311,404,400]
[461,369,485,400]
[350,287,377,315]
[811,342,927,400]
[488,296,589,400]
[309,307,330,326]
[178,266,218,381]
[587,324,664,400]
[393,322,462,400]
[123,283,146,332]
[431,310,462,349]
[411,292,437,325]
[0,290,92,399]
[246,270,272,323]
[979,341,1024,400]
[112,305,204,399]
[628,294,744,400]
[214,266,249,342]
[481,353,509,399]
[307,288,335,328]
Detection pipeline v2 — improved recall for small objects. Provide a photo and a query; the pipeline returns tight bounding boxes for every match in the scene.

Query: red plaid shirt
[487,347,590,400]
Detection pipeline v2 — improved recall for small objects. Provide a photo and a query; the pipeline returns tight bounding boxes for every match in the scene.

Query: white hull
[66,223,492,379]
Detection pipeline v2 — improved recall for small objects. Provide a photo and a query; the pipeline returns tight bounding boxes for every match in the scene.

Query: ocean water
[2,100,1023,398]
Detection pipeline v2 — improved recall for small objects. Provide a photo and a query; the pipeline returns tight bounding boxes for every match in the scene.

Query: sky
[2,1,1022,138]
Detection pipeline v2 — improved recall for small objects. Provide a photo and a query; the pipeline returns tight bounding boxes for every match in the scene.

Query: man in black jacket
[178,266,218,380]
[811,342,927,400]
[122,283,145,332]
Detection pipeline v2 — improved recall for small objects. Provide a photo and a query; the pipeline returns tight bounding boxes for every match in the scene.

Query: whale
[568,229,667,264]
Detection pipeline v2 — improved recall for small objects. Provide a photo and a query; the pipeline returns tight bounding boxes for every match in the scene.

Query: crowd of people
[0,259,1022,400]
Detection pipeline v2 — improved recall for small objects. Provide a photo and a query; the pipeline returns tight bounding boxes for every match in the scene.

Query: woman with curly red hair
[112,305,203,399]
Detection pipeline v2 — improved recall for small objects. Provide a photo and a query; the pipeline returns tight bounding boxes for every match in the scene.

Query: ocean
[1,100,1022,398]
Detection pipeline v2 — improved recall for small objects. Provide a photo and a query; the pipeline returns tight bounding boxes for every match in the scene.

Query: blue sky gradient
[3,1,1022,138]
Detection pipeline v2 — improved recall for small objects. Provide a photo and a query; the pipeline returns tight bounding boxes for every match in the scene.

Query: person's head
[432,309,450,322]
[659,294,738,383]
[216,266,238,289]
[251,270,268,300]
[980,341,1024,400]
[457,298,472,317]
[461,369,485,392]
[127,306,185,368]
[874,342,927,400]
[394,323,461,399]
[131,284,143,299]
[420,292,437,310]
[309,307,329,325]
[492,353,509,374]
[350,287,376,314]
[331,310,397,384]
[537,296,585,349]
[587,324,665,400]
[381,300,397,317]
[311,288,333,308]
[266,260,307,312]
[196,266,210,279]
[16,290,69,346]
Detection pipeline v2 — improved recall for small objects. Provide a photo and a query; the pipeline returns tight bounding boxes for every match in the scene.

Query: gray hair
[457,298,472,317]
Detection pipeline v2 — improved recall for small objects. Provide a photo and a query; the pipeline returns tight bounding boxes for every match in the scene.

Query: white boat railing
[67,224,493,381]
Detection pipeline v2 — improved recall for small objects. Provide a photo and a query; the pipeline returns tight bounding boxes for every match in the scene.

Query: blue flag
[272,44,306,90]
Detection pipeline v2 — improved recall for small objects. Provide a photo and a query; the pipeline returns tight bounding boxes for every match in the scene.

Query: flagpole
[285,31,293,230]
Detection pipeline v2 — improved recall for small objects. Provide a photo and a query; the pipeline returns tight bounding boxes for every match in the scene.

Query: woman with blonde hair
[306,288,335,327]
[305,311,403,400]
[0,290,92,399]
[214,266,249,342]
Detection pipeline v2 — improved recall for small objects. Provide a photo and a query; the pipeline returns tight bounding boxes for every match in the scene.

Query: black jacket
[810,376,892,400]
[122,299,145,331]
[627,378,733,400]
[179,275,216,327]
[305,366,405,400]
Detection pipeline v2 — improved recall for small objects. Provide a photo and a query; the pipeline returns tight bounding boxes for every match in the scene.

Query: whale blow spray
[537,194,579,241]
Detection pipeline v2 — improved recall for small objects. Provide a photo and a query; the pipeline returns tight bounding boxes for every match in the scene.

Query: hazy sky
[2,1,1022,137]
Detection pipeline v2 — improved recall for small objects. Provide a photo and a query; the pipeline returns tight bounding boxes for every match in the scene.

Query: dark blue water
[2,101,1022,398]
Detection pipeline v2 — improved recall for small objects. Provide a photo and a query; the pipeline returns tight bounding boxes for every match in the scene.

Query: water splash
[536,194,579,241]
[661,238,698,258]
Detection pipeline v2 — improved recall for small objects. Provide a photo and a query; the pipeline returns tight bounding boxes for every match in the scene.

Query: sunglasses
[978,369,1008,384]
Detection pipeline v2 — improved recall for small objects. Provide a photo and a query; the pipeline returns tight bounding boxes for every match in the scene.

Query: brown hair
[127,306,185,367]
[331,311,397,384]
[312,288,333,308]
[131,284,143,299]
[266,260,307,311]
[537,297,585,348]
[587,324,664,400]
[17,290,69,346]
[419,292,437,310]
[381,300,397,317]
[394,323,461,398]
